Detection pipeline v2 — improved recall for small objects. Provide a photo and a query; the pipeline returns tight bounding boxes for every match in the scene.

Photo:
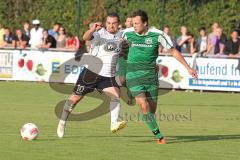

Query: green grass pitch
[0,81,239,160]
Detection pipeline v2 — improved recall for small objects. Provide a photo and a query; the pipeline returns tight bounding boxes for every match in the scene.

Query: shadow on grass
[158,104,240,108]
[62,135,153,139]
[37,134,240,144]
[133,134,240,144]
[166,134,240,144]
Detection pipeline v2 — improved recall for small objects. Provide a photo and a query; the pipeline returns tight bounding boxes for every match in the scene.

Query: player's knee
[137,100,149,113]
[108,91,120,100]
[69,95,81,105]
[119,77,126,86]
[110,96,120,103]
[136,98,147,106]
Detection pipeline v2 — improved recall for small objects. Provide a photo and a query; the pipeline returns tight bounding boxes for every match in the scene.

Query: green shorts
[127,84,158,102]
[118,57,127,77]
[126,64,159,102]
[126,77,159,102]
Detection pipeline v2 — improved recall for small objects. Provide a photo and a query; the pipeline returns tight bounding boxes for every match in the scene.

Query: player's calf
[57,95,82,138]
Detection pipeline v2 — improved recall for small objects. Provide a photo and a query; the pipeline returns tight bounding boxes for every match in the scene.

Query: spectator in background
[196,27,207,55]
[225,30,240,58]
[29,19,43,48]
[205,22,219,56]
[22,20,30,40]
[188,34,198,54]
[0,24,4,46]
[66,32,80,50]
[124,15,133,28]
[177,26,192,53]
[39,29,56,49]
[12,29,29,49]
[214,27,227,55]
[159,25,177,53]
[0,28,14,47]
[48,22,60,40]
[56,26,66,49]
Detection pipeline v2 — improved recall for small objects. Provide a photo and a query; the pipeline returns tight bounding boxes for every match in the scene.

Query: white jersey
[89,28,122,77]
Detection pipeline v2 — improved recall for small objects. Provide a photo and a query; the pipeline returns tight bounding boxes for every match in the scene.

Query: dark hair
[66,32,73,37]
[59,26,66,34]
[43,29,48,33]
[125,15,132,20]
[231,29,238,34]
[55,22,61,25]
[188,33,194,37]
[4,27,10,30]
[107,12,120,22]
[132,10,148,24]
[198,27,206,32]
[163,25,170,30]
[23,20,30,24]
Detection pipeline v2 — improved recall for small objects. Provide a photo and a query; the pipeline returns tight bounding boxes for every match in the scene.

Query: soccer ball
[20,123,39,141]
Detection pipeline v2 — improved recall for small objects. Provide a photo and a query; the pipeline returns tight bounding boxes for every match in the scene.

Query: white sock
[109,98,120,125]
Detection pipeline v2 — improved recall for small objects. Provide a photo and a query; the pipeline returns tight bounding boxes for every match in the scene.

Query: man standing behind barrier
[29,19,43,48]
[123,10,198,144]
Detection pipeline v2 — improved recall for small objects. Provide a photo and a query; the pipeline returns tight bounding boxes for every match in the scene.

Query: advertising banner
[1,49,240,92]
[0,50,16,80]
[157,56,240,92]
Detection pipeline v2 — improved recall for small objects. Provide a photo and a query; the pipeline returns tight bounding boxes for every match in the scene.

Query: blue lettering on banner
[72,65,79,74]
[65,65,71,74]
[52,62,60,73]
[189,78,240,88]
[64,65,84,74]
[196,63,227,76]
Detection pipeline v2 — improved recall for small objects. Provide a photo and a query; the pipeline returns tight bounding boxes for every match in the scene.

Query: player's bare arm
[170,48,198,79]
[83,23,99,41]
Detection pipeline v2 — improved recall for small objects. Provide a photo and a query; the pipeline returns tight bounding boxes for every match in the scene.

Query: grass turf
[0,81,239,160]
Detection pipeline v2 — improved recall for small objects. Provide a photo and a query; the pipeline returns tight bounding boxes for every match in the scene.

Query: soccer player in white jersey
[57,13,126,138]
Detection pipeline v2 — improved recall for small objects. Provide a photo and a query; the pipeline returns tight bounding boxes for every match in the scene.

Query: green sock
[142,112,163,139]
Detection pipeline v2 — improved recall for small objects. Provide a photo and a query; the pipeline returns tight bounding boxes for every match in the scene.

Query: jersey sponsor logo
[131,43,152,48]
[145,38,152,45]
[104,42,118,52]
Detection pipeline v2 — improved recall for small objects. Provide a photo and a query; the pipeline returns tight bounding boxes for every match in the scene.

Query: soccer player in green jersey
[123,10,198,144]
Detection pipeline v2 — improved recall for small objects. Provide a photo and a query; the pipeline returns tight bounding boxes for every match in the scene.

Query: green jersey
[123,27,173,85]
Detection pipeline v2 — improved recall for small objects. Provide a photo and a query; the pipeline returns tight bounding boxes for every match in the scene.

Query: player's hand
[90,23,103,32]
[188,68,198,79]
[95,22,103,31]
[90,23,98,32]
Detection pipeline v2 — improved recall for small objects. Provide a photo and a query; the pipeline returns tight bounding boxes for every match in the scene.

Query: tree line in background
[0,0,239,39]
